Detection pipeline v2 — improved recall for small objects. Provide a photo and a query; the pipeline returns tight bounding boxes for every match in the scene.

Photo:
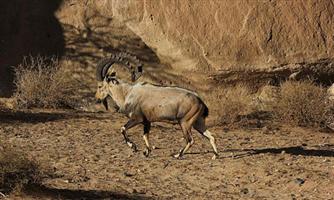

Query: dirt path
[1,109,334,199]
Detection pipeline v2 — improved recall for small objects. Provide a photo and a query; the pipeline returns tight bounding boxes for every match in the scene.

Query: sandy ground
[1,109,333,200]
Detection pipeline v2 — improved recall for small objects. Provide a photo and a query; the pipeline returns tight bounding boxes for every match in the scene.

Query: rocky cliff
[58,0,334,87]
[111,0,334,72]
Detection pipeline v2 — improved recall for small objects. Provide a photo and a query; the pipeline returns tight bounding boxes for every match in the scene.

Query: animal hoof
[126,141,138,152]
[212,154,218,160]
[131,144,138,152]
[143,149,151,157]
[173,153,183,159]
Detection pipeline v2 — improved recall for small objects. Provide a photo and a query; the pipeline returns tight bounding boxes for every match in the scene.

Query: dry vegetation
[205,81,333,129]
[13,56,78,109]
[271,81,333,128]
[206,84,256,127]
[0,143,43,195]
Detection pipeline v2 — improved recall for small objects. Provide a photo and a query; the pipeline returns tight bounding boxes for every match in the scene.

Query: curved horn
[96,58,114,81]
[116,52,143,82]
[96,52,143,82]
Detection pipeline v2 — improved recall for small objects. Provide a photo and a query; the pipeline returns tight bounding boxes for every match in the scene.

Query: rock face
[111,0,334,71]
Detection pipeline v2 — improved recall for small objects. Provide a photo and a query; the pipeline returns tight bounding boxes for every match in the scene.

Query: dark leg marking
[121,119,141,152]
[143,120,152,157]
[174,122,194,159]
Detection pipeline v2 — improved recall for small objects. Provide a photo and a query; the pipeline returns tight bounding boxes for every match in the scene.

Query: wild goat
[95,53,218,159]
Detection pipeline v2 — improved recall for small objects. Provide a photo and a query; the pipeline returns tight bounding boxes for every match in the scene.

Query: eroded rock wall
[111,0,334,72]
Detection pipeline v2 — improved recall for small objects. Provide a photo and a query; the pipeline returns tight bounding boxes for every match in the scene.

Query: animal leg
[143,121,152,157]
[174,105,202,159]
[121,119,141,152]
[203,130,218,160]
[174,122,194,159]
[194,117,219,160]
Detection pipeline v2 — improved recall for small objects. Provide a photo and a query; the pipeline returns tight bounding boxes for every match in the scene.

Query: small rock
[294,178,305,186]
[240,188,249,195]
[262,126,269,134]
[124,172,135,177]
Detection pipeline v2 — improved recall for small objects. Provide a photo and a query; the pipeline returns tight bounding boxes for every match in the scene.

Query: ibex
[95,52,218,159]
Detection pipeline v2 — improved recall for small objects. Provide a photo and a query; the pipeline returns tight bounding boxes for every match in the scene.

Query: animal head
[95,52,143,110]
[95,71,120,110]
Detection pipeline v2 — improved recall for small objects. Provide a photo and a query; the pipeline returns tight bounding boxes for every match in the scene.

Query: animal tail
[197,97,209,118]
[203,103,209,118]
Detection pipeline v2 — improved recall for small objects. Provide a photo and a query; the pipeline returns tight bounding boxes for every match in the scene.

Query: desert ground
[1,107,333,199]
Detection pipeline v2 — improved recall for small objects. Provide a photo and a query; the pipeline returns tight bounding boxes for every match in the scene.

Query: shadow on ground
[0,110,111,124]
[24,184,153,200]
[224,144,334,158]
